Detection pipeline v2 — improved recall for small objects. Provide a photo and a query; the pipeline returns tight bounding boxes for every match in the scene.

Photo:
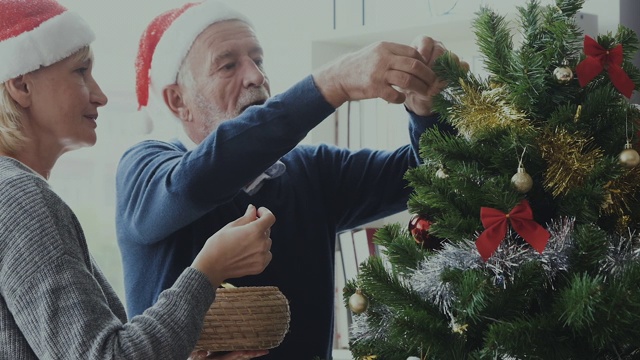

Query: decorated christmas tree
[344,0,640,359]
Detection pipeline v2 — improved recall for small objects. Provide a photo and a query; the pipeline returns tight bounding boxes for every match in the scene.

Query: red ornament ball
[408,214,443,250]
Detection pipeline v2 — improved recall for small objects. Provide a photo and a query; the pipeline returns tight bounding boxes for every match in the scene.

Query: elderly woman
[0,1,273,359]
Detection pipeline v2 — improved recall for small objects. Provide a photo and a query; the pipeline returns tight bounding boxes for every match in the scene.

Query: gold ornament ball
[553,66,573,84]
[511,167,533,193]
[620,147,640,167]
[348,289,369,314]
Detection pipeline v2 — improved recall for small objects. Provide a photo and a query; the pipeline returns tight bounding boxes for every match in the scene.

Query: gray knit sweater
[0,156,215,359]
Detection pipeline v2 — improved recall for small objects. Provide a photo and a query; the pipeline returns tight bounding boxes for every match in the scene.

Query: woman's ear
[163,84,191,122]
[4,75,31,108]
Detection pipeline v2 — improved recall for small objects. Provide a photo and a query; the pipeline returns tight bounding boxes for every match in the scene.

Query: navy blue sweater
[116,76,439,360]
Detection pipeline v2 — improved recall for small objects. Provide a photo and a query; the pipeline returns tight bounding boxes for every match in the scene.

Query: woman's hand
[191,204,275,287]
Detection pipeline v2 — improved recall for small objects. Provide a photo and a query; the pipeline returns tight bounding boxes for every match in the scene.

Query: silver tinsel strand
[350,305,393,345]
[409,237,481,316]
[599,229,640,277]
[408,217,575,320]
[349,218,640,346]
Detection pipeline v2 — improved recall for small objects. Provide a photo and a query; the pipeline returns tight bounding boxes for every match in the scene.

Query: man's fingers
[450,51,460,66]
[461,60,470,72]
[419,79,448,97]
[414,36,435,61]
[411,36,447,67]
[392,56,436,88]
[378,86,406,104]
[386,68,435,97]
[427,41,447,67]
[380,41,428,61]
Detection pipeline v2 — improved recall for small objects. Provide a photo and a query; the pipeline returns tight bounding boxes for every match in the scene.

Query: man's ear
[163,84,191,122]
[4,75,31,108]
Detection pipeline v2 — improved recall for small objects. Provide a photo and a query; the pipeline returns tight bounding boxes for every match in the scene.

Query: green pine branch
[473,7,514,85]
[373,223,427,274]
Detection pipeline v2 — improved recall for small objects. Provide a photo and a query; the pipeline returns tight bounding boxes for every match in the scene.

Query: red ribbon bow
[475,200,550,261]
[575,35,635,98]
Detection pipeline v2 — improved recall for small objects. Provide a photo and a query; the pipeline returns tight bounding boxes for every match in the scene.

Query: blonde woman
[0,1,273,359]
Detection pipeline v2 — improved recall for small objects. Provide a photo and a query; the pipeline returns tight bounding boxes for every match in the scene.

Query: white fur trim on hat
[0,11,94,83]
[147,0,251,122]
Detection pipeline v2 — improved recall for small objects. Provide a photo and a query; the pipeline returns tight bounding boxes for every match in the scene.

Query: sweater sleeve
[0,175,215,359]
[407,107,454,160]
[116,76,335,245]
[314,111,443,230]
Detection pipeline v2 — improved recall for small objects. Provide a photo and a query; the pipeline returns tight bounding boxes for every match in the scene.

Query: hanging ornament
[407,357,421,360]
[553,59,573,84]
[435,166,449,179]
[511,147,533,193]
[619,140,640,167]
[511,166,533,193]
[408,214,443,250]
[348,288,369,314]
[620,113,640,168]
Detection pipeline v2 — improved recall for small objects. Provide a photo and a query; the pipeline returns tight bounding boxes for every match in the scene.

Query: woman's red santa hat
[0,0,94,83]
[135,0,252,121]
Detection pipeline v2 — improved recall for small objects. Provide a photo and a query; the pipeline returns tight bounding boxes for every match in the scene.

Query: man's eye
[222,63,236,71]
[76,67,88,74]
[254,59,264,68]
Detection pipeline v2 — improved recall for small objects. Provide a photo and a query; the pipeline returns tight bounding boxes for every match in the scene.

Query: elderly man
[116,1,459,358]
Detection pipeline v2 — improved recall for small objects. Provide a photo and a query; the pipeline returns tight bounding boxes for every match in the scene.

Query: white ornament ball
[553,66,574,84]
[407,357,421,360]
[620,147,640,167]
[511,167,533,193]
[348,289,369,314]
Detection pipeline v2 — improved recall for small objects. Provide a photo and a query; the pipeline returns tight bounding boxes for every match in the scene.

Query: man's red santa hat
[135,0,252,121]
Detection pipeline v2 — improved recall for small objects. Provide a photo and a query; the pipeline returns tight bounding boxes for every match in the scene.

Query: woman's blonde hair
[0,46,92,154]
[0,83,26,154]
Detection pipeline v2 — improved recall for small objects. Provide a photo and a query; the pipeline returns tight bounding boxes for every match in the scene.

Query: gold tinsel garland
[448,80,531,139]
[601,166,640,218]
[538,128,603,197]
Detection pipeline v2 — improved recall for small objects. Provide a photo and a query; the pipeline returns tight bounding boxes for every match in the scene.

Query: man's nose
[242,60,266,88]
